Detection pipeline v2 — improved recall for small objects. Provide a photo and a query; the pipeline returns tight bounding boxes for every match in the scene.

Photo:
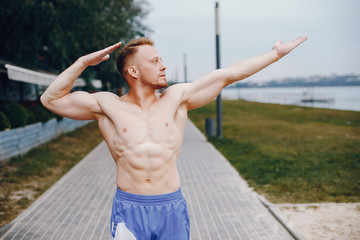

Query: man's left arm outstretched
[180,36,307,110]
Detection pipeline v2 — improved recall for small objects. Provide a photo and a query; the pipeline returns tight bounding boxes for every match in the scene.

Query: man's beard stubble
[140,78,168,89]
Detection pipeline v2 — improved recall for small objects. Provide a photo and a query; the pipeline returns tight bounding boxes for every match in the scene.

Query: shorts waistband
[115,188,184,205]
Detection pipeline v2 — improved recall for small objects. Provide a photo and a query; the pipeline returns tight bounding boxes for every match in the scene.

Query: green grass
[189,100,360,203]
[0,121,103,228]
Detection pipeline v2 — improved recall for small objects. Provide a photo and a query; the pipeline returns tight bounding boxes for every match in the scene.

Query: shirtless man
[40,36,307,239]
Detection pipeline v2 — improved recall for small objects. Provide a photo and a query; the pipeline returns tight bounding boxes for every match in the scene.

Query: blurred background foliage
[0,0,151,91]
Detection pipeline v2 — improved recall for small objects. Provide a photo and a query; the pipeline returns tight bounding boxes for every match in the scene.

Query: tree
[0,0,151,91]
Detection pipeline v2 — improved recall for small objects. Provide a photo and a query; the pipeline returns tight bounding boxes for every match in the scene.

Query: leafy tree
[0,0,151,91]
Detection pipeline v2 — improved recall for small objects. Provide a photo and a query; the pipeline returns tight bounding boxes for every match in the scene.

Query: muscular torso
[95,88,187,195]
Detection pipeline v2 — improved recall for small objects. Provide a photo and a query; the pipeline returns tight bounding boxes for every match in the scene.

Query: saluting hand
[273,36,308,59]
[78,42,122,67]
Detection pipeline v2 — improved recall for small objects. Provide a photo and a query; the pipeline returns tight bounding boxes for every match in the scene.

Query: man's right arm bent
[40,42,121,120]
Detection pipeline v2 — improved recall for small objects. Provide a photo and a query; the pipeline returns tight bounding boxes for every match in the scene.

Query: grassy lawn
[189,100,360,203]
[0,121,103,228]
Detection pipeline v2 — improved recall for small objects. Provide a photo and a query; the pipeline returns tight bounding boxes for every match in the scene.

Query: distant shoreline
[227,83,360,89]
[228,74,360,88]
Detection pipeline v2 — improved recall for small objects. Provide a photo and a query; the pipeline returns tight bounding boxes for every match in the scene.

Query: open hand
[78,42,122,67]
[273,36,308,59]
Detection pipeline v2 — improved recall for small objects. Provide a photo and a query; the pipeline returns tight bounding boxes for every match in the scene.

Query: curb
[258,195,308,240]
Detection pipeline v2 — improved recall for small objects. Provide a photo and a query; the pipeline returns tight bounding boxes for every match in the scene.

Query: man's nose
[160,62,167,71]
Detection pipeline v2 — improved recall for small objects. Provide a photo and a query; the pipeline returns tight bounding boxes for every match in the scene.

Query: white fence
[0,118,92,162]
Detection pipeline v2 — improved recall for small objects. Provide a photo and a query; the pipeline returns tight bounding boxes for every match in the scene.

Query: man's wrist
[271,49,282,62]
[75,57,89,69]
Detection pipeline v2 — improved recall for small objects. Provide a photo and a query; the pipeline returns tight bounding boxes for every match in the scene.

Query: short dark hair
[116,37,154,77]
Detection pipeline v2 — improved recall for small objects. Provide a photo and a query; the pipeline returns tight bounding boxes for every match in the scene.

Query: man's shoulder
[159,83,191,110]
[93,91,119,99]
[162,83,189,97]
[92,91,121,105]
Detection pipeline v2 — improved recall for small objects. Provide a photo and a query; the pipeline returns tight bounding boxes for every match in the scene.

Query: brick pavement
[1,120,294,239]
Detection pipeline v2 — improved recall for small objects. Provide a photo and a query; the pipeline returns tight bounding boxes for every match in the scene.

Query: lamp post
[215,1,223,138]
[184,53,187,83]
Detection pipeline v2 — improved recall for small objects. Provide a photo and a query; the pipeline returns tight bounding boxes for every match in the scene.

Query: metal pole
[175,67,178,83]
[215,1,223,138]
[184,53,187,83]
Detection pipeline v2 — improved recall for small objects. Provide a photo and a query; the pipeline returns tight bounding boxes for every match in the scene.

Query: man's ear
[128,66,138,78]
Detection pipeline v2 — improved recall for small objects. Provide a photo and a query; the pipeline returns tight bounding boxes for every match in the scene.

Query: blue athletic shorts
[110,188,190,240]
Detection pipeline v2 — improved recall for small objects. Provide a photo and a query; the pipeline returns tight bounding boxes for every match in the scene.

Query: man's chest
[101,102,188,147]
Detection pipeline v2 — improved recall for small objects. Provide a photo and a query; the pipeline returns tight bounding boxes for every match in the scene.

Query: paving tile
[1,120,293,240]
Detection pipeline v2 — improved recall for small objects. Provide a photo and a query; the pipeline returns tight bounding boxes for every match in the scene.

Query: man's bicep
[183,70,228,110]
[42,91,101,120]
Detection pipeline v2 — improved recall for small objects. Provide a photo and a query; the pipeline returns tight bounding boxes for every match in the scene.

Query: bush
[0,102,63,129]
[0,111,10,130]
[0,102,28,128]
[28,105,54,123]
[55,114,64,121]
[26,109,36,125]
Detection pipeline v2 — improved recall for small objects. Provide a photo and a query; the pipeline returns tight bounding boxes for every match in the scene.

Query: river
[221,86,360,112]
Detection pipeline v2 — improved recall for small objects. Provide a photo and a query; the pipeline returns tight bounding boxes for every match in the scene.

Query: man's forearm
[41,59,87,104]
[225,49,280,85]
[224,36,308,85]
[41,42,122,106]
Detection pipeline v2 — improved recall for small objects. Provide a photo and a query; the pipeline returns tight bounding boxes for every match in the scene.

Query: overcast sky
[145,0,360,83]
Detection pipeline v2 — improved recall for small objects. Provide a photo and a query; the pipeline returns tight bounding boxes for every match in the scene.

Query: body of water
[221,86,360,111]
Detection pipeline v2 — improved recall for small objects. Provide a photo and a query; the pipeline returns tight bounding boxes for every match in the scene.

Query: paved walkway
[1,120,294,240]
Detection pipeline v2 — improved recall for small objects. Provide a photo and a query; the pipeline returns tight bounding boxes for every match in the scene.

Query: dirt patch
[9,189,36,201]
[276,203,360,240]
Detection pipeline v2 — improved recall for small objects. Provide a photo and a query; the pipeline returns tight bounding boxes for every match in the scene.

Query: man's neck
[126,87,159,110]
